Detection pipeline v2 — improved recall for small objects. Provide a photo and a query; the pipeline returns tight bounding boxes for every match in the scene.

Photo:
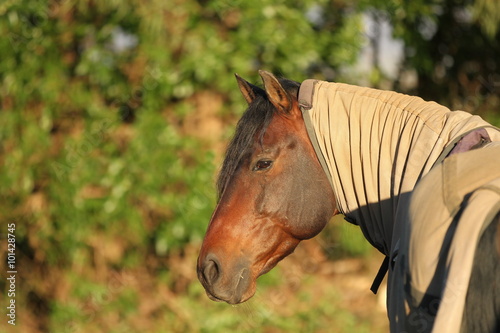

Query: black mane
[216,78,300,199]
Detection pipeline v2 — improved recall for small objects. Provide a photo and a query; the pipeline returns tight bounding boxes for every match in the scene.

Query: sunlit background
[1,0,499,332]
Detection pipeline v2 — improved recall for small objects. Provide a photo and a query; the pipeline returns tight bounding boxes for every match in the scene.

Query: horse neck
[303,81,480,254]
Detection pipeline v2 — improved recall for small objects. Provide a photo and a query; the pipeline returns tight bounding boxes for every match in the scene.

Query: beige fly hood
[298,79,498,255]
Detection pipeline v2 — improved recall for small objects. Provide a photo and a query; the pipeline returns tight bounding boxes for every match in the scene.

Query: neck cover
[298,79,497,255]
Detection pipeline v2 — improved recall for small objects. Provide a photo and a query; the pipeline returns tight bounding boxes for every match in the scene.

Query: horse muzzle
[197,252,255,305]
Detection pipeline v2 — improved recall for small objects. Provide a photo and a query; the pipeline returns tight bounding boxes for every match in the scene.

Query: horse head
[197,71,336,304]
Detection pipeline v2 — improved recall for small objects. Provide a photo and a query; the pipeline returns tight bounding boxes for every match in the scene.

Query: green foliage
[163,267,382,333]
[0,0,365,253]
[0,0,368,331]
[472,0,500,37]
[0,0,497,331]
[361,0,500,111]
[320,215,373,259]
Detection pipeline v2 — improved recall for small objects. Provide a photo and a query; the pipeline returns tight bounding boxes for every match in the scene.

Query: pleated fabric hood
[298,79,497,255]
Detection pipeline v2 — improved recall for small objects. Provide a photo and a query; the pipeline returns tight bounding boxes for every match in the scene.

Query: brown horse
[197,71,500,332]
[197,71,336,304]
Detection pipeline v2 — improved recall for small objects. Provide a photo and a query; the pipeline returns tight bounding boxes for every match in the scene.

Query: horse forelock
[216,96,275,199]
[216,78,300,200]
[217,78,300,200]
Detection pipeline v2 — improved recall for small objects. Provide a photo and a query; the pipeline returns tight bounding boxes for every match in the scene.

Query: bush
[0,1,365,331]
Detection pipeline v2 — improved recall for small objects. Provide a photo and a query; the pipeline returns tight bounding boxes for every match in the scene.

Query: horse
[197,70,500,332]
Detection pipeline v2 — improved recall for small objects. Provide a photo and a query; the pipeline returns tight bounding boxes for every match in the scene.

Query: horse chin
[204,282,256,305]
[238,282,257,304]
[202,267,257,305]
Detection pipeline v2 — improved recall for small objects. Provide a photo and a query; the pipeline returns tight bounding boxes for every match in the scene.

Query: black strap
[370,256,389,294]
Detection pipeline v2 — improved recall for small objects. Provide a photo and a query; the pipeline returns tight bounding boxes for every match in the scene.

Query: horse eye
[253,160,273,171]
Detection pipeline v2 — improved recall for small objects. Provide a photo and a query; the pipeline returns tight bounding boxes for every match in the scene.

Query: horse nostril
[203,256,221,285]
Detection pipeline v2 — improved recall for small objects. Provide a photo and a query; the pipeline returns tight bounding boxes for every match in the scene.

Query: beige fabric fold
[298,79,500,333]
[401,143,500,333]
[299,79,499,255]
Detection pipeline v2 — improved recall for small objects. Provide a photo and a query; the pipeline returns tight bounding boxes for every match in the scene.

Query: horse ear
[258,70,292,114]
[235,73,264,105]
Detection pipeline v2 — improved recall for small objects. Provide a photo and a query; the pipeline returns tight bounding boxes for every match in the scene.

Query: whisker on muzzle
[231,300,260,330]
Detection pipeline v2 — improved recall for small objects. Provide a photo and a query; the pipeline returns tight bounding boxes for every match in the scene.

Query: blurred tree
[1,0,497,331]
[362,0,500,113]
[0,1,366,331]
[472,0,500,36]
[0,0,365,263]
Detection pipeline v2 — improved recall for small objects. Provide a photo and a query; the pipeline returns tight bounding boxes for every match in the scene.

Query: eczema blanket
[298,79,500,333]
